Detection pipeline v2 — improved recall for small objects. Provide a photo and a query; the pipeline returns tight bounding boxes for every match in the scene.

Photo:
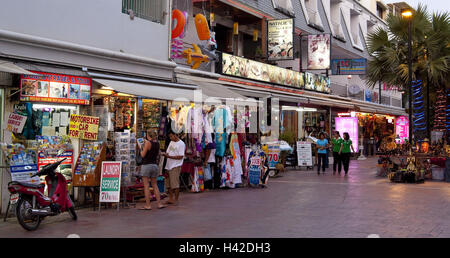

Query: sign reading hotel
[20,72,91,105]
[267,18,294,61]
[99,161,122,203]
[68,114,100,141]
[5,112,27,133]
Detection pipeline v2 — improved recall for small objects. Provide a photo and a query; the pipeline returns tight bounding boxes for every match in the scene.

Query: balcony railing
[122,0,165,24]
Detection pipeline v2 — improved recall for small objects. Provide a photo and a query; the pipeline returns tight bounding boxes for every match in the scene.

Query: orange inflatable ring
[194,14,210,40]
[171,9,185,39]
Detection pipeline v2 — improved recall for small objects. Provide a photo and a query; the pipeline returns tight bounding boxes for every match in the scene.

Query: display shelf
[72,141,106,187]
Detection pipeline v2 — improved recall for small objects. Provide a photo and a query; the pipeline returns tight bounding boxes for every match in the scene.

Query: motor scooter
[7,157,77,231]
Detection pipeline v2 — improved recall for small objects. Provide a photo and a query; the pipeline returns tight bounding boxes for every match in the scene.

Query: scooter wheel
[16,198,41,231]
[68,207,77,221]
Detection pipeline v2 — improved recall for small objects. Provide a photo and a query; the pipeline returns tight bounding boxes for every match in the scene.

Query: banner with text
[4,112,27,133]
[20,72,91,105]
[68,115,100,141]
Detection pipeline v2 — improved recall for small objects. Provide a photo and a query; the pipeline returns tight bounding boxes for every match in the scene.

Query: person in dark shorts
[138,130,166,210]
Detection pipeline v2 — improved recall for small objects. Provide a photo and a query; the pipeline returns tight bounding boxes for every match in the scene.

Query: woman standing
[138,130,166,210]
[315,132,329,175]
[331,131,343,175]
[339,132,355,176]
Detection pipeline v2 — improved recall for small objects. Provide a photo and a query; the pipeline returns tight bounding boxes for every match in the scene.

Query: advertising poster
[267,142,281,168]
[331,59,366,75]
[100,161,122,203]
[335,117,359,152]
[307,34,331,70]
[222,53,304,88]
[4,112,27,133]
[395,116,409,143]
[10,164,40,184]
[304,72,331,93]
[68,114,100,141]
[37,150,73,171]
[268,18,294,61]
[20,72,91,105]
[296,141,312,167]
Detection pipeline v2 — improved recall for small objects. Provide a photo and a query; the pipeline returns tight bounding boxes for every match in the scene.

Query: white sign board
[297,141,312,167]
[4,112,27,133]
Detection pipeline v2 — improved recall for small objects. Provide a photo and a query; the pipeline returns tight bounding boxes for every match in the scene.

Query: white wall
[0,0,170,62]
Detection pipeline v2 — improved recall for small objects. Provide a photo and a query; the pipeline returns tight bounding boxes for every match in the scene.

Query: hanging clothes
[213,107,230,157]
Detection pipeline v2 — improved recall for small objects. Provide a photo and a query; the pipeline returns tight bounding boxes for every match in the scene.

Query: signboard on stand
[99,161,122,204]
[296,141,312,167]
[248,156,262,186]
[267,142,281,168]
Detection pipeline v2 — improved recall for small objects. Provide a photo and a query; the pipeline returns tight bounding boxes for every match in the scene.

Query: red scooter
[8,158,77,231]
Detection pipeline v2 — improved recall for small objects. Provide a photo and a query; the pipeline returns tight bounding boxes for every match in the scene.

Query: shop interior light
[100,86,114,90]
[282,106,317,112]
[32,104,77,110]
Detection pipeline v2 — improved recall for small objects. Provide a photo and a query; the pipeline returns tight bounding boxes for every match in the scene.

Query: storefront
[335,111,407,156]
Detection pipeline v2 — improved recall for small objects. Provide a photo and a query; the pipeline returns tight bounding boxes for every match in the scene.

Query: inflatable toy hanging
[182,44,209,69]
[171,9,186,39]
[194,14,210,40]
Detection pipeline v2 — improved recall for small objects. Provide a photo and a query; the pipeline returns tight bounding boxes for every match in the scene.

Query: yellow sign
[68,114,100,141]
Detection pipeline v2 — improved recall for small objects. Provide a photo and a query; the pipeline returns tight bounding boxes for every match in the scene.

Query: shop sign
[296,141,312,166]
[335,117,359,152]
[100,161,122,203]
[10,164,40,184]
[68,114,100,141]
[267,142,281,168]
[37,150,73,171]
[331,59,366,75]
[4,112,27,133]
[20,72,91,105]
[221,52,305,89]
[395,116,409,143]
[267,18,294,61]
[307,34,331,70]
[304,72,331,93]
[248,156,262,186]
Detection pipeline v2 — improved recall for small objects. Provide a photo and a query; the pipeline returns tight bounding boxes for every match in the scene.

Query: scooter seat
[9,181,45,189]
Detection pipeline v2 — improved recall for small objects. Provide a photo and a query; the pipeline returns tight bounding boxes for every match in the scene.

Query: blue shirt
[316,139,328,154]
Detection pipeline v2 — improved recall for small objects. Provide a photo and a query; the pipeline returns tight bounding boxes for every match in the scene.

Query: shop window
[122,0,165,24]
[272,0,295,17]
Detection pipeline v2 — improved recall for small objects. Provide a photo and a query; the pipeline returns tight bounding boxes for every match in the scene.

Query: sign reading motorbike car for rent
[68,114,99,141]
[100,161,122,205]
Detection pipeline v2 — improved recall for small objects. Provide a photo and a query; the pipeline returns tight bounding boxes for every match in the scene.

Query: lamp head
[401,9,413,18]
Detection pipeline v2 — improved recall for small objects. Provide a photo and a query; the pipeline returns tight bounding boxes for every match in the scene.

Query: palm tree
[365,4,449,141]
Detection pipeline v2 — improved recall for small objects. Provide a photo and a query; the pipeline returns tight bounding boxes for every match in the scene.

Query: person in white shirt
[161,131,185,205]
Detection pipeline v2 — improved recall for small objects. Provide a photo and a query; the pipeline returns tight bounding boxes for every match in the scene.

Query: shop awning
[195,81,247,101]
[92,78,198,102]
[0,60,36,75]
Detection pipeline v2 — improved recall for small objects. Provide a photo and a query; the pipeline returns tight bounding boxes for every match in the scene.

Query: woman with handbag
[137,130,167,210]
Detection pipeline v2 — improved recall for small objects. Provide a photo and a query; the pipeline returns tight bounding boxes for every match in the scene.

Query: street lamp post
[402,9,413,145]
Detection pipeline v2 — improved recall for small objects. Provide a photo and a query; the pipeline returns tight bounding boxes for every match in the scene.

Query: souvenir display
[74,142,103,176]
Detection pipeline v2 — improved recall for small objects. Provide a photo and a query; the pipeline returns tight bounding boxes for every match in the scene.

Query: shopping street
[1,157,449,238]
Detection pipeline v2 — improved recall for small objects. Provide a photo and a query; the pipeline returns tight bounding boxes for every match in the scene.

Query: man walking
[162,131,185,206]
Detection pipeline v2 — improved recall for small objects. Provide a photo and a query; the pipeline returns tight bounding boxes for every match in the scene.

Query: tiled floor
[1,157,449,238]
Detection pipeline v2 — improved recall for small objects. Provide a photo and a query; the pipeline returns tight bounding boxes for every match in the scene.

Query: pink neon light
[335,117,359,152]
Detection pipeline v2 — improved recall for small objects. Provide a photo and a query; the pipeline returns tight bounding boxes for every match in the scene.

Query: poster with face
[268,19,294,61]
[307,34,331,70]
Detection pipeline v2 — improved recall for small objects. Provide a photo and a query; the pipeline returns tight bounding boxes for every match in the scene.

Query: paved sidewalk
[0,157,449,238]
